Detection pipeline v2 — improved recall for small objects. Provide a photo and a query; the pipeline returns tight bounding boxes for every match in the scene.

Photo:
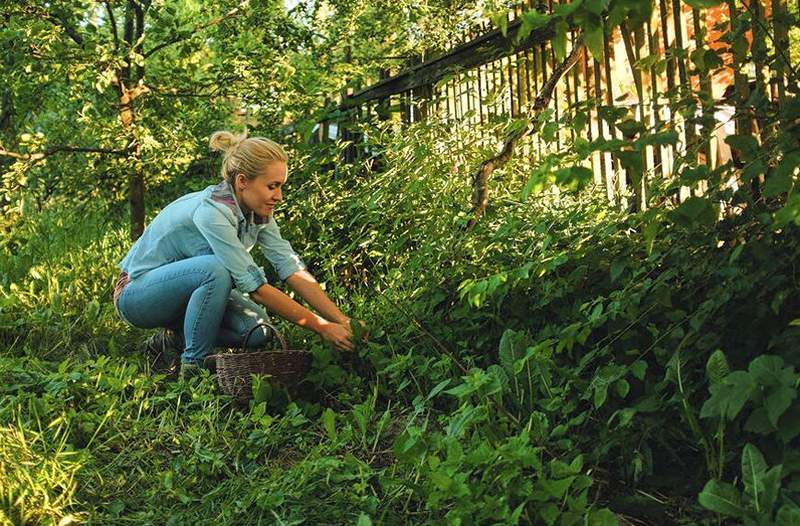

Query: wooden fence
[316,0,798,209]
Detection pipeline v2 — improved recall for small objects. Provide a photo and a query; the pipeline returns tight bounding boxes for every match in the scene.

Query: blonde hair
[209,131,288,184]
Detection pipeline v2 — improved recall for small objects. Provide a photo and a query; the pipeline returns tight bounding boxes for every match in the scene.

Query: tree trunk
[119,0,146,240]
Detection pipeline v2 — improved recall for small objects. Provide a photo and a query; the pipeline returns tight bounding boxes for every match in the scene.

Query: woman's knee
[197,256,233,291]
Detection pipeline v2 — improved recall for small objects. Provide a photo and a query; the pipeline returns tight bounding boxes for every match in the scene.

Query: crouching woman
[113,131,354,378]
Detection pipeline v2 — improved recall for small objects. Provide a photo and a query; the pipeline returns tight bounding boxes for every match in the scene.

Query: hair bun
[209,131,247,153]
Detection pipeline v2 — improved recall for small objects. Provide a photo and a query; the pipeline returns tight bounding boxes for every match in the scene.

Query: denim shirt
[119,181,306,292]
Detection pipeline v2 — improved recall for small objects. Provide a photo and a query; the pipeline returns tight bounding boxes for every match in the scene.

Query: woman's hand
[319,321,355,352]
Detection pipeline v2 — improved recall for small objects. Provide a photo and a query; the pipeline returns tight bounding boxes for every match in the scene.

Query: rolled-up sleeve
[193,204,267,293]
[257,218,307,281]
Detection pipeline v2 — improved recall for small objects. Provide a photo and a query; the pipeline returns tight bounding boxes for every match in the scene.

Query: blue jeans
[116,255,272,365]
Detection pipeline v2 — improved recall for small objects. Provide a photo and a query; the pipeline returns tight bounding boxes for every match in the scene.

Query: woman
[113,131,354,378]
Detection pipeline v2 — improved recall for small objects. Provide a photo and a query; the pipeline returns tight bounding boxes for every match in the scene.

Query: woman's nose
[274,188,282,201]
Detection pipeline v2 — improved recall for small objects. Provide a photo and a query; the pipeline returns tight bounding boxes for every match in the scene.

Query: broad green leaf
[761,465,782,512]
[744,407,775,434]
[776,195,800,226]
[698,479,747,517]
[539,503,560,525]
[725,134,759,156]
[540,476,576,499]
[615,378,630,398]
[777,504,800,525]
[749,355,786,384]
[741,443,768,511]
[554,0,584,18]
[589,508,619,526]
[630,360,647,381]
[356,514,372,526]
[518,9,551,42]
[673,196,718,227]
[765,386,796,427]
[555,166,593,191]
[764,171,793,198]
[584,23,605,61]
[700,371,756,420]
[585,0,609,15]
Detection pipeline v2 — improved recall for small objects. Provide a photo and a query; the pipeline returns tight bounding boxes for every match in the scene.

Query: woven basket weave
[203,323,311,402]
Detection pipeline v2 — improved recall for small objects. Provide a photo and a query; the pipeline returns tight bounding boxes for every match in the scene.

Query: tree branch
[24,6,84,47]
[104,1,120,52]
[143,0,250,59]
[467,42,584,229]
[0,146,128,162]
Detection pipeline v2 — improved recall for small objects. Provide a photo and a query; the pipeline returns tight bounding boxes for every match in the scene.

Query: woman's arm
[250,282,354,351]
[285,270,351,325]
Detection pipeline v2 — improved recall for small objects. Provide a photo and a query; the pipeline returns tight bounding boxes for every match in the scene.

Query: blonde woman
[113,132,354,378]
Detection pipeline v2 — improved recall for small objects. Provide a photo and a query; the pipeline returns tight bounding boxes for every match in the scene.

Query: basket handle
[240,322,288,353]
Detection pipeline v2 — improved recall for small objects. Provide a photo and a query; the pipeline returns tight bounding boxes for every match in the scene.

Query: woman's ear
[236,173,247,190]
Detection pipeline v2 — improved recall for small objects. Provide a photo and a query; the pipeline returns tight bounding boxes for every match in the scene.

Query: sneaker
[144,328,182,377]
[179,362,202,380]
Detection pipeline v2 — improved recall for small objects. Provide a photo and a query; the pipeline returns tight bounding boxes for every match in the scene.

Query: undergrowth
[1,116,799,525]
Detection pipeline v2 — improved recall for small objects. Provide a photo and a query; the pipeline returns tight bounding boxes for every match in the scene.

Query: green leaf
[673,196,718,228]
[706,350,730,385]
[553,0,584,18]
[584,23,605,61]
[251,374,272,405]
[698,479,747,517]
[615,378,630,398]
[765,386,796,427]
[744,407,775,434]
[776,195,800,227]
[594,380,609,408]
[427,379,451,400]
[630,360,647,381]
[553,21,569,61]
[749,355,786,384]
[743,159,767,183]
[499,329,529,375]
[492,11,509,37]
[554,166,593,191]
[540,476,576,499]
[610,257,626,282]
[356,514,372,526]
[725,134,759,156]
[760,465,783,512]
[585,0,609,15]
[700,371,756,420]
[589,508,619,526]
[741,443,768,511]
[321,407,337,441]
[350,318,366,344]
[764,171,793,198]
[683,0,724,8]
[777,504,800,525]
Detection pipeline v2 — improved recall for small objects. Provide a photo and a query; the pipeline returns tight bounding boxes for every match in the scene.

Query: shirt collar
[211,180,271,226]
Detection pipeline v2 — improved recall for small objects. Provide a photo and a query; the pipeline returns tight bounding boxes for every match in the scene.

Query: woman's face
[236,161,288,218]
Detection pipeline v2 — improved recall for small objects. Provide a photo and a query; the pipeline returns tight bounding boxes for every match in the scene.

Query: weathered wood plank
[337,18,555,111]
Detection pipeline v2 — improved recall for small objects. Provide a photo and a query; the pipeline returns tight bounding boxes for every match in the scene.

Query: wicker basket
[203,322,312,402]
